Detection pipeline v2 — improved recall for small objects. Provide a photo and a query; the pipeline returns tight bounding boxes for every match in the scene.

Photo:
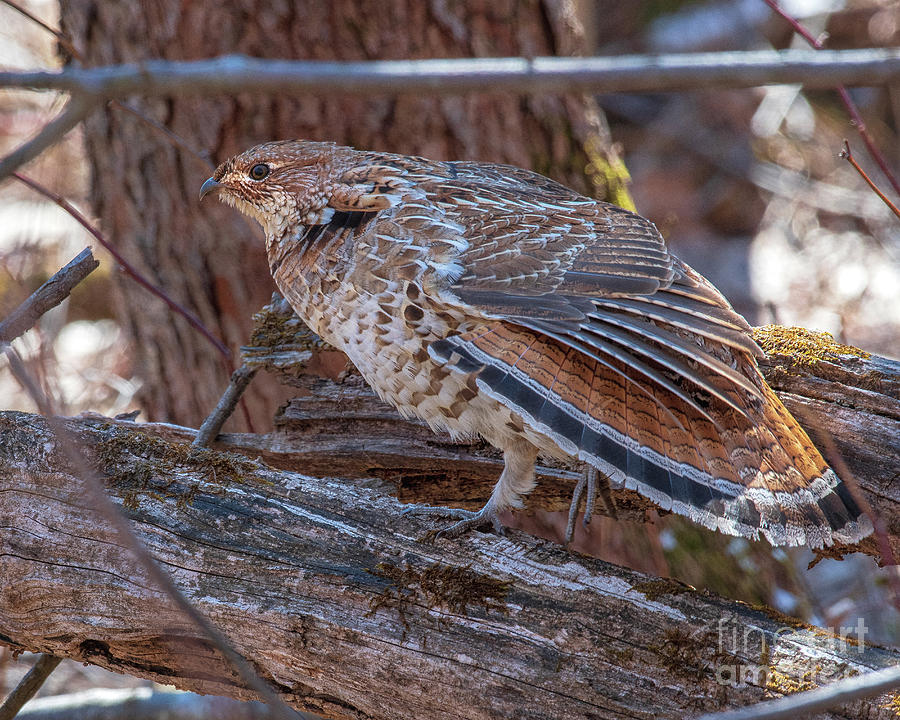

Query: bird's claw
[402,503,504,539]
[565,466,617,544]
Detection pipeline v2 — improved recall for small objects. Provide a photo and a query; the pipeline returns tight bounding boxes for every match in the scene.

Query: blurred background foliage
[0,0,897,708]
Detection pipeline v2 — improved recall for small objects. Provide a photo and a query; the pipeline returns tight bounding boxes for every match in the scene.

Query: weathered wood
[0,247,98,345]
[1,409,898,720]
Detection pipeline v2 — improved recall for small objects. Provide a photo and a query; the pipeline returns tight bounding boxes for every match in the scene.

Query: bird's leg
[564,466,618,544]
[403,442,538,538]
[564,473,587,544]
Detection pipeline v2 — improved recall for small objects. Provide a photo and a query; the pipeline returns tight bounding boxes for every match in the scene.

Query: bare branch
[0,654,62,720]
[2,0,214,171]
[1,50,900,100]
[697,664,900,720]
[2,411,898,719]
[840,139,900,220]
[0,0,82,61]
[193,365,258,447]
[0,95,91,182]
[0,247,98,344]
[763,0,900,200]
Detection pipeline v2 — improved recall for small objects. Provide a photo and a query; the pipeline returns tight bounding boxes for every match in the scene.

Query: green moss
[94,425,266,509]
[367,561,510,631]
[752,325,870,366]
[584,136,637,211]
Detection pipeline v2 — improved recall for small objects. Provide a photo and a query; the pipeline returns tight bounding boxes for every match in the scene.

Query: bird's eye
[249,163,270,181]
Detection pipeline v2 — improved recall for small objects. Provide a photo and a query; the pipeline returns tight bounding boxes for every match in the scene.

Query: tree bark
[57,0,622,432]
[0,410,898,720]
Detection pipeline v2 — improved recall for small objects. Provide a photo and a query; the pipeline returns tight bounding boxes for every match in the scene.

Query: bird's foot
[564,466,617,544]
[402,502,504,539]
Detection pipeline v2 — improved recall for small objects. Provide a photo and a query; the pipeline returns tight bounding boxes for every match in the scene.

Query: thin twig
[0,94,91,182]
[762,0,900,199]
[1,348,309,720]
[840,140,900,220]
[0,247,98,343]
[11,172,230,360]
[0,0,82,60]
[1,50,900,98]
[193,364,258,447]
[0,654,62,720]
[697,664,900,720]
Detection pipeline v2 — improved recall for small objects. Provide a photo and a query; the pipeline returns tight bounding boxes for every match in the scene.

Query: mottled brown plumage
[200,140,871,548]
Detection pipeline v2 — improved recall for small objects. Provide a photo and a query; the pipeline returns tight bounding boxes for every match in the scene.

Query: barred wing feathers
[415,161,870,547]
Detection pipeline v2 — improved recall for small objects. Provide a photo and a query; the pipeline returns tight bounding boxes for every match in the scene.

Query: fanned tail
[430,322,872,548]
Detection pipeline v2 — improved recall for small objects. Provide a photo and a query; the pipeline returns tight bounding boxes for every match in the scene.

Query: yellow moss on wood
[883,692,900,717]
[584,135,636,211]
[752,325,870,366]
[766,666,817,694]
[744,600,808,630]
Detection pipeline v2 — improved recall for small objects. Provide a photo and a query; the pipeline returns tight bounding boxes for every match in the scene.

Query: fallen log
[1,401,898,719]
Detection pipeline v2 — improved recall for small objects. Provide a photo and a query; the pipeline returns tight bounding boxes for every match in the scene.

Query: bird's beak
[199,177,224,201]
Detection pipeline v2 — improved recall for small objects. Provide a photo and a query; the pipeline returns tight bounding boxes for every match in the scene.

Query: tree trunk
[58,0,623,431]
[1,411,898,720]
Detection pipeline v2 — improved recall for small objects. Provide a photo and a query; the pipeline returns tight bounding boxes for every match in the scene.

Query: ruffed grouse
[200,140,871,549]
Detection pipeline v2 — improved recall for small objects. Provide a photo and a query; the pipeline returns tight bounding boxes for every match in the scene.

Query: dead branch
[0,95,90,181]
[204,324,897,564]
[763,0,900,199]
[0,247,97,344]
[1,410,898,720]
[2,50,900,103]
[0,655,61,720]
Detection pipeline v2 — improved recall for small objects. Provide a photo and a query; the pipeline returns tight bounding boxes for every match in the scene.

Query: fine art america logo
[714,617,869,688]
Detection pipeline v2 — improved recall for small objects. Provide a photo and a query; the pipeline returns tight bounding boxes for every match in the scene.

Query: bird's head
[199,140,346,238]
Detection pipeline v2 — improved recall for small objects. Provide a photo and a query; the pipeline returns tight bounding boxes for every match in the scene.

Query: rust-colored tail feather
[431,323,872,548]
